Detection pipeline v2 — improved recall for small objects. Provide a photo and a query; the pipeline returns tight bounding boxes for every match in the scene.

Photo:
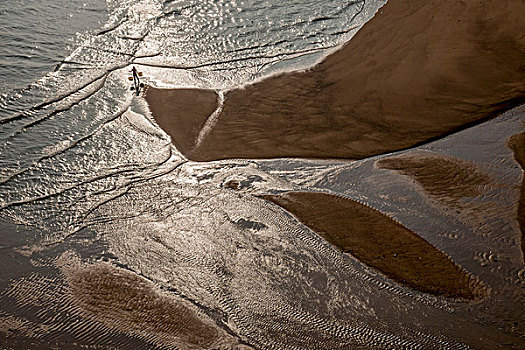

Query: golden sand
[262,191,483,299]
[376,153,492,207]
[65,263,222,348]
[146,0,525,161]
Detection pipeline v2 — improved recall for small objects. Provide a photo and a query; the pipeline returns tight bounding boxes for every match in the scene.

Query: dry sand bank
[261,191,483,299]
[508,132,525,262]
[146,0,525,161]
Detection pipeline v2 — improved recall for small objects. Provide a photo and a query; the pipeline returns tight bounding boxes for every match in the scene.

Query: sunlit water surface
[1,0,524,349]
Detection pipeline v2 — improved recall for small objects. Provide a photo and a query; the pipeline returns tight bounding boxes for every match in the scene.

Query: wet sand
[1,254,248,350]
[262,191,483,299]
[376,153,492,208]
[63,262,223,348]
[145,87,219,155]
[146,0,525,161]
[508,132,525,262]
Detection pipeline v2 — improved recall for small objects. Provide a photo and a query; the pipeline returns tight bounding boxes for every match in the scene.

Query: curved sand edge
[376,153,492,207]
[59,257,247,349]
[145,87,219,155]
[146,0,525,162]
[261,191,486,299]
[507,132,525,262]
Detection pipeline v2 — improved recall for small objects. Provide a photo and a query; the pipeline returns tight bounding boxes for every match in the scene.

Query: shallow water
[1,0,524,349]
[0,0,109,92]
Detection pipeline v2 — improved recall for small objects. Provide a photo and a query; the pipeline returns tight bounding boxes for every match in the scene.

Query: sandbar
[376,153,492,208]
[146,0,525,161]
[261,191,483,299]
[63,262,237,348]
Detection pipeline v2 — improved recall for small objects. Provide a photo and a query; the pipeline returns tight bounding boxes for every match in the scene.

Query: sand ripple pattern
[2,254,248,349]
[507,132,525,262]
[262,191,486,299]
[376,153,493,206]
[1,0,524,349]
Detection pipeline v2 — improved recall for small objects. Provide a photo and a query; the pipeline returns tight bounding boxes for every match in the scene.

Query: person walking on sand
[131,66,140,85]
[130,66,142,94]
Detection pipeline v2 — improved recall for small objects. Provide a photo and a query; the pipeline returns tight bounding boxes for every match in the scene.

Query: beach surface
[508,132,525,262]
[261,191,484,299]
[145,88,219,154]
[146,0,525,161]
[3,0,525,348]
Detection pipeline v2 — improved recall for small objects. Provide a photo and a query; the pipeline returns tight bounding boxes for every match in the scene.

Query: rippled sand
[508,132,525,262]
[146,0,525,161]
[377,149,525,263]
[61,259,245,349]
[262,191,484,299]
[2,253,249,350]
[2,0,525,348]
[376,154,492,208]
[1,113,524,348]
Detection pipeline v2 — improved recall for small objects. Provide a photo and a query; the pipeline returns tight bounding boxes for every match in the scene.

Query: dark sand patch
[147,0,525,161]
[261,191,483,299]
[145,87,218,154]
[376,153,492,207]
[63,262,226,349]
[507,132,525,262]
[3,255,248,350]
[508,133,525,169]
[0,314,46,339]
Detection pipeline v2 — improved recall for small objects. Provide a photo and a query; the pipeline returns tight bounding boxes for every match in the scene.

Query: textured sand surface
[262,191,484,299]
[376,153,492,208]
[508,132,525,262]
[64,263,221,348]
[145,88,219,155]
[146,0,525,161]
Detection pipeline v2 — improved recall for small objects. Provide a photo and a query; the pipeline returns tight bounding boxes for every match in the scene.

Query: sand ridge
[261,191,485,299]
[146,0,525,162]
[376,153,492,207]
[507,132,525,262]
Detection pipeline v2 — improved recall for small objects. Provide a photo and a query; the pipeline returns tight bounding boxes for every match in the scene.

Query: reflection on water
[0,0,108,92]
[0,0,524,348]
